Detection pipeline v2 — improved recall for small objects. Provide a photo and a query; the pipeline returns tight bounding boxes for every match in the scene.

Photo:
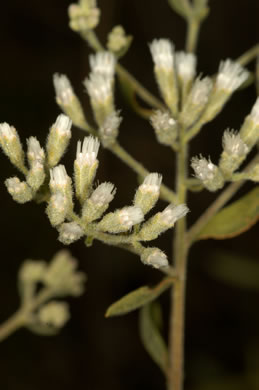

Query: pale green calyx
[107,25,132,57]
[82,182,116,223]
[58,222,84,245]
[37,301,70,328]
[5,177,33,203]
[74,136,100,202]
[219,129,248,177]
[99,111,122,147]
[215,59,249,93]
[0,122,25,171]
[97,206,144,233]
[68,0,100,32]
[141,247,169,269]
[43,250,86,297]
[239,97,259,149]
[180,76,212,128]
[191,156,224,191]
[150,110,178,146]
[138,203,189,241]
[134,173,162,215]
[149,39,178,115]
[46,114,72,167]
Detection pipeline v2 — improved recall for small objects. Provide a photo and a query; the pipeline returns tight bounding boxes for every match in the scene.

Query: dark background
[0,1,258,389]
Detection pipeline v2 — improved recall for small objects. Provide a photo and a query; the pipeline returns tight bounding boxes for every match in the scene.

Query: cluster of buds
[68,0,100,32]
[107,25,133,58]
[84,51,117,127]
[0,114,73,204]
[149,38,249,142]
[18,250,86,333]
[191,96,259,190]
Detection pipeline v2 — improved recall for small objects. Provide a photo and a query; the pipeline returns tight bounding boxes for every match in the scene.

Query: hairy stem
[168,125,188,390]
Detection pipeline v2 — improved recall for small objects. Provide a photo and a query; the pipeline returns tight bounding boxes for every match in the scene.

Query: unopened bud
[138,203,189,241]
[46,114,72,167]
[150,110,178,146]
[5,177,33,203]
[134,173,162,214]
[141,247,169,269]
[58,222,84,245]
[191,156,224,191]
[98,206,144,233]
[0,123,25,171]
[74,136,100,203]
[82,182,116,223]
[38,301,70,328]
[107,25,132,57]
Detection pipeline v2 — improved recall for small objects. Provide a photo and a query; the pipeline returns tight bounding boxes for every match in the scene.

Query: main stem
[168,127,188,390]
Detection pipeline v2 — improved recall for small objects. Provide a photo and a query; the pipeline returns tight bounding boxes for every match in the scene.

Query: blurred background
[0,0,258,389]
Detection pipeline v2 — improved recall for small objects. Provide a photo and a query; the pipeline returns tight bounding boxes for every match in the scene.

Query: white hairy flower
[149,39,174,70]
[160,204,189,226]
[176,51,197,81]
[76,136,100,167]
[191,156,217,181]
[58,222,84,245]
[189,76,212,105]
[53,114,72,136]
[90,182,116,206]
[27,137,45,164]
[99,111,122,146]
[89,51,116,79]
[0,122,17,141]
[216,59,249,92]
[50,165,70,191]
[141,248,169,269]
[38,301,70,328]
[151,110,176,132]
[53,74,75,105]
[250,96,259,125]
[118,206,144,228]
[84,73,113,103]
[222,129,248,156]
[139,173,162,195]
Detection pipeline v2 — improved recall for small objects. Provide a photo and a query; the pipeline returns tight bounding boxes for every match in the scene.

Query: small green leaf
[197,187,259,240]
[205,250,259,291]
[105,277,173,317]
[139,303,168,374]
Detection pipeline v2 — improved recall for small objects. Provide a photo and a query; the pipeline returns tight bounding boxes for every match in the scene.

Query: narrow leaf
[105,277,173,317]
[197,187,259,240]
[139,303,168,374]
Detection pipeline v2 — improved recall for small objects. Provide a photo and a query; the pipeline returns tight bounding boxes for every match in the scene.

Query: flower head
[149,39,174,71]
[53,74,75,106]
[222,129,248,156]
[176,51,197,81]
[89,51,116,79]
[216,59,248,92]
[76,136,100,167]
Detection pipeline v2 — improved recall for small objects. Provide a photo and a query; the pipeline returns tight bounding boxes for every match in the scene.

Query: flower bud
[58,222,84,245]
[175,51,197,101]
[138,203,189,241]
[0,123,25,171]
[149,39,178,115]
[74,136,100,203]
[134,173,162,214]
[46,114,72,167]
[38,301,70,328]
[5,177,33,203]
[150,110,178,146]
[141,247,169,269]
[191,156,224,191]
[97,206,144,233]
[107,25,132,57]
[219,129,248,177]
[82,182,116,223]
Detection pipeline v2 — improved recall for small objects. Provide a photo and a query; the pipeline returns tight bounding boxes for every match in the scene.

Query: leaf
[139,303,168,374]
[197,187,259,240]
[205,250,259,291]
[105,277,173,317]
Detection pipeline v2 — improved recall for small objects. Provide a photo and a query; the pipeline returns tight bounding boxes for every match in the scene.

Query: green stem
[186,18,200,53]
[168,126,188,390]
[236,44,259,67]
